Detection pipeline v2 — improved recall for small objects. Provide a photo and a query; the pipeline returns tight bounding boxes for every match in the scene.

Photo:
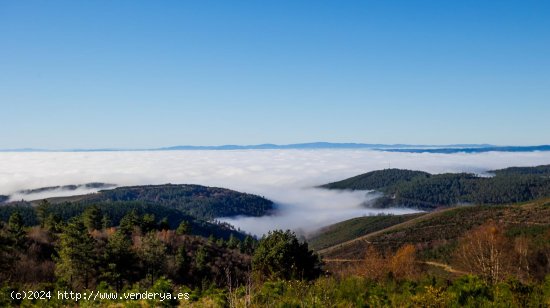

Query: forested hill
[321,165,550,210]
[0,184,274,240]
[320,169,430,190]
[86,184,274,220]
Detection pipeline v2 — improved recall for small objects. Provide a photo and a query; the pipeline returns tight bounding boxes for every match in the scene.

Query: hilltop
[321,165,550,210]
[0,184,274,240]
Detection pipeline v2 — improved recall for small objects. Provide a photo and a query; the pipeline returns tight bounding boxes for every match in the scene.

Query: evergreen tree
[8,211,25,246]
[194,246,208,273]
[140,232,166,287]
[45,213,62,233]
[227,234,240,249]
[141,214,156,233]
[55,217,97,289]
[82,205,103,231]
[176,220,190,235]
[101,214,112,229]
[36,200,50,228]
[119,209,140,235]
[241,235,255,254]
[103,230,135,291]
[252,229,321,281]
[175,246,189,280]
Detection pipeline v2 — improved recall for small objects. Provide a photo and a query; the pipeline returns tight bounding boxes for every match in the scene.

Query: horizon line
[1,142,550,153]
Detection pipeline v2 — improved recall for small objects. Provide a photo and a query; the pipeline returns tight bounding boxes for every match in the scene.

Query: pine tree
[227,234,240,249]
[119,210,140,235]
[140,232,166,287]
[140,214,156,233]
[36,200,50,228]
[55,217,97,289]
[8,211,25,246]
[176,221,190,235]
[103,230,135,291]
[82,205,103,231]
[101,214,112,229]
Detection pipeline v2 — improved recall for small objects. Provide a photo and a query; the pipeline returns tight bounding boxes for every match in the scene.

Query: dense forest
[4,197,550,306]
[0,201,248,241]
[84,184,274,220]
[322,165,550,210]
[0,184,275,241]
[1,184,274,220]
[0,206,321,307]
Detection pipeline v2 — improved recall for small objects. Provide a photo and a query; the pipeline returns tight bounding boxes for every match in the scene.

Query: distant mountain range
[383,145,550,153]
[1,142,549,153]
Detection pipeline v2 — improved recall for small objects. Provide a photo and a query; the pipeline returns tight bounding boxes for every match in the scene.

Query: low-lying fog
[2,150,550,236]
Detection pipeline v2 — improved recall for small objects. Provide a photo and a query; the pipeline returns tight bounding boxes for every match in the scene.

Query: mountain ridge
[0,142,521,152]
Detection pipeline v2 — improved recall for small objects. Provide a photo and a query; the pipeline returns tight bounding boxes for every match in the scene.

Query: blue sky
[1,1,549,149]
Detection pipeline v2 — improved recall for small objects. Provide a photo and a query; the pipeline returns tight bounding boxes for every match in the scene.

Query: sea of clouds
[2,150,550,235]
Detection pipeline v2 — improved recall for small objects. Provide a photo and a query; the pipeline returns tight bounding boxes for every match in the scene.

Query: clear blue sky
[1,1,549,149]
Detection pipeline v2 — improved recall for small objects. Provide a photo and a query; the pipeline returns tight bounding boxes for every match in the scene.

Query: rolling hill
[318,198,550,265]
[0,184,275,240]
[321,165,550,210]
[307,213,424,251]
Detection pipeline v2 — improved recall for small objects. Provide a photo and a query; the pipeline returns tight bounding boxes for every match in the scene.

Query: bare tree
[454,221,512,284]
[389,244,418,280]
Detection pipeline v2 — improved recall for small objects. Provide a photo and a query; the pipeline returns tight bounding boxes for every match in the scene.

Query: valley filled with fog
[2,150,550,235]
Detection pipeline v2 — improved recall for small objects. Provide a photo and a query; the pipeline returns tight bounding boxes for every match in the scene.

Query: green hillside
[307,213,424,251]
[321,165,550,210]
[87,184,274,220]
[320,169,429,190]
[0,184,275,240]
[320,198,550,265]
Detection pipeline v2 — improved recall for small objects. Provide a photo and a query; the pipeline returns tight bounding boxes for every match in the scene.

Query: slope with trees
[321,165,550,210]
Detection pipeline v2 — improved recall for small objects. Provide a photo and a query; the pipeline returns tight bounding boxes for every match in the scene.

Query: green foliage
[322,168,430,190]
[176,220,190,235]
[140,232,167,287]
[102,230,135,291]
[322,165,550,210]
[227,234,240,249]
[252,230,321,281]
[8,211,25,246]
[36,200,49,227]
[308,213,423,250]
[0,203,37,226]
[240,235,255,254]
[101,214,111,229]
[119,209,140,235]
[449,275,492,305]
[82,205,103,231]
[87,184,274,220]
[55,217,97,289]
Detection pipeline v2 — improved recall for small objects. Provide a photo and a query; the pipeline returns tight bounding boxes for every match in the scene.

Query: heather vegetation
[307,213,423,251]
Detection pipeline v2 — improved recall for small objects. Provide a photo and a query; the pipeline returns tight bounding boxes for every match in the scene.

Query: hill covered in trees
[0,184,274,241]
[321,165,550,210]
[85,184,274,220]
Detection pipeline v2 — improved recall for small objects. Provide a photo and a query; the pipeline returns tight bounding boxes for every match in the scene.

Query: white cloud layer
[2,150,550,235]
